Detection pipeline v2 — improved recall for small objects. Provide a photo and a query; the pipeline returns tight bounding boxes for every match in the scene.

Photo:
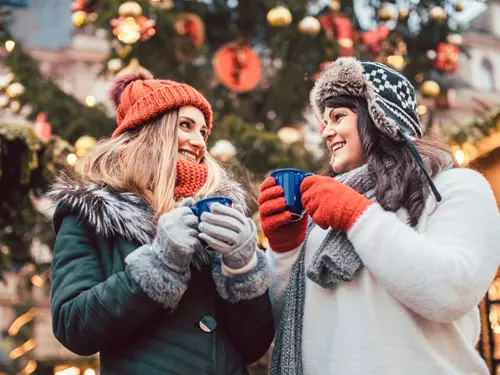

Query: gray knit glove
[125,198,202,308]
[198,203,257,269]
[153,197,202,273]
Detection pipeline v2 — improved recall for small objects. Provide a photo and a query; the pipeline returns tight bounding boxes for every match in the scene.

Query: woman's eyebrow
[179,116,195,123]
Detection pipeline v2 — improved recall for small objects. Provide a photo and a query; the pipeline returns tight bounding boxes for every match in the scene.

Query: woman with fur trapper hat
[47,72,273,375]
[259,57,500,375]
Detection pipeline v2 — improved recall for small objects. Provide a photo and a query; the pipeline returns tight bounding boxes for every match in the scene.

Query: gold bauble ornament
[0,73,13,89]
[150,0,174,10]
[329,0,341,12]
[455,2,465,12]
[9,101,21,113]
[118,1,143,17]
[447,33,462,45]
[277,127,301,145]
[298,16,321,36]
[118,45,133,58]
[72,10,88,27]
[209,140,236,163]
[108,58,124,73]
[267,6,292,27]
[6,82,24,98]
[88,12,98,22]
[386,55,405,71]
[117,17,141,44]
[338,38,353,48]
[117,58,151,76]
[421,80,440,98]
[429,6,447,21]
[378,8,393,22]
[398,9,409,21]
[75,136,97,156]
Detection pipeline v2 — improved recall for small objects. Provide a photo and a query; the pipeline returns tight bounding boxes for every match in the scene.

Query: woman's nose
[322,123,336,141]
[189,133,206,152]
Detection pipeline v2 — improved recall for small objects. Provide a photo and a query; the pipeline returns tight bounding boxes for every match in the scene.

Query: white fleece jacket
[267,168,500,375]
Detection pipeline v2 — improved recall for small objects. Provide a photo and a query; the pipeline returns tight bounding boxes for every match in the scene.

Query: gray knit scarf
[270,164,375,375]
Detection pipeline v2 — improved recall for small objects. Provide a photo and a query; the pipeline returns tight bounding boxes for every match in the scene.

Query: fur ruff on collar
[46,182,156,245]
[46,179,248,267]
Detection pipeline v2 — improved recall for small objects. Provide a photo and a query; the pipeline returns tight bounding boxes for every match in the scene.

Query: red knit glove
[300,175,373,232]
[258,177,308,253]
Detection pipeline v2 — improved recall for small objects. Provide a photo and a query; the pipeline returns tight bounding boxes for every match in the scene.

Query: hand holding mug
[198,202,257,270]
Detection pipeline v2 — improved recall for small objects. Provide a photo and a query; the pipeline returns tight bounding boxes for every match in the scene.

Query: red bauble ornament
[71,0,97,13]
[213,41,262,92]
[319,13,354,56]
[174,13,205,48]
[34,113,52,143]
[435,42,459,72]
[362,25,390,53]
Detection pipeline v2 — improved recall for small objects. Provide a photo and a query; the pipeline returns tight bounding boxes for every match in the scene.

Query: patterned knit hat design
[109,71,213,138]
[310,57,422,141]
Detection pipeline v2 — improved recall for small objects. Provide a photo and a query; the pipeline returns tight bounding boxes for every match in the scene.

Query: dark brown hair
[321,96,457,227]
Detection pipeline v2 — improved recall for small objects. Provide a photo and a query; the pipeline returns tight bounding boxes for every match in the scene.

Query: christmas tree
[0,0,480,181]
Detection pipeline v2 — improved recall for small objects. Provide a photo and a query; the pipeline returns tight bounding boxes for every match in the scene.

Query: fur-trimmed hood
[45,179,248,266]
[310,57,423,140]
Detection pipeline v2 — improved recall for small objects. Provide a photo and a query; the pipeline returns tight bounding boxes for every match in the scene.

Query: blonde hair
[74,110,243,216]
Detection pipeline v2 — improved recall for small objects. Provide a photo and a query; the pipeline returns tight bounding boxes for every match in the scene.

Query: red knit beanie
[109,71,213,138]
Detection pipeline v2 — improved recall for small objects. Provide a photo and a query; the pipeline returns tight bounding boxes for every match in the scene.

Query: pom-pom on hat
[109,71,213,138]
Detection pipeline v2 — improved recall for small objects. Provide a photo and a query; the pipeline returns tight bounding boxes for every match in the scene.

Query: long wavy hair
[321,96,457,227]
[74,109,245,216]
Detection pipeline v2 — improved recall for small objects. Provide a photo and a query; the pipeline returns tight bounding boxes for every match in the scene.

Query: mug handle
[190,206,199,217]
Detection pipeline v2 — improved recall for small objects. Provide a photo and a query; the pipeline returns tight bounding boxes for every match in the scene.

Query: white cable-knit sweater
[267,168,500,375]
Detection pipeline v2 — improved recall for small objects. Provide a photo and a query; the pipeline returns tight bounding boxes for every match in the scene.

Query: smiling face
[322,106,365,174]
[177,106,208,164]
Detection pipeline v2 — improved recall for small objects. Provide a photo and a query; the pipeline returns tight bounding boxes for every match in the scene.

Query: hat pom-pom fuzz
[109,71,153,108]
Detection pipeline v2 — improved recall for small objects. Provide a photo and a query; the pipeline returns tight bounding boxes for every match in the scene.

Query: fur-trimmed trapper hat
[310,57,423,141]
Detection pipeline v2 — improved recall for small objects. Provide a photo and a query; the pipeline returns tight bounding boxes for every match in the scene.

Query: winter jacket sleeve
[347,168,500,323]
[266,247,301,325]
[51,214,161,356]
[212,250,275,364]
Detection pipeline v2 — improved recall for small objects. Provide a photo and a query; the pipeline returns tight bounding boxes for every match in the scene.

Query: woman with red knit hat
[46,72,274,374]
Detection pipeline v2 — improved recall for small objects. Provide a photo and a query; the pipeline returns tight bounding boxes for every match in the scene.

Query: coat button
[198,316,217,333]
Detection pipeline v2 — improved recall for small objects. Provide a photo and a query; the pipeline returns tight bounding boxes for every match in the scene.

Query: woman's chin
[330,155,343,174]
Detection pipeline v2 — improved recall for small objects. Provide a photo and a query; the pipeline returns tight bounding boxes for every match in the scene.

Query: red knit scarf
[174,159,208,198]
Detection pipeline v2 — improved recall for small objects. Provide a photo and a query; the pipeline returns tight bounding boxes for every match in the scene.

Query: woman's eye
[200,130,207,138]
[334,113,345,121]
[179,121,190,129]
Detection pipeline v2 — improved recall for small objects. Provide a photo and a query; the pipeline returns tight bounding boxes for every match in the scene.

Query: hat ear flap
[109,71,153,109]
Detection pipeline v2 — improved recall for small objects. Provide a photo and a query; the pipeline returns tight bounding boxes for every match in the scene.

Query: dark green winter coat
[47,182,274,375]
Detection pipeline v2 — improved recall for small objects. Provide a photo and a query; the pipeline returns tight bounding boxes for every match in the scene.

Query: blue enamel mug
[191,196,233,219]
[271,168,314,222]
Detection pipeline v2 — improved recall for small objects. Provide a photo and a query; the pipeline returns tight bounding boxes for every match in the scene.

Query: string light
[54,367,80,375]
[417,105,427,115]
[9,338,36,360]
[85,95,96,107]
[19,360,37,375]
[30,274,45,288]
[66,153,78,166]
[5,40,15,52]
[454,149,465,165]
[8,308,36,336]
